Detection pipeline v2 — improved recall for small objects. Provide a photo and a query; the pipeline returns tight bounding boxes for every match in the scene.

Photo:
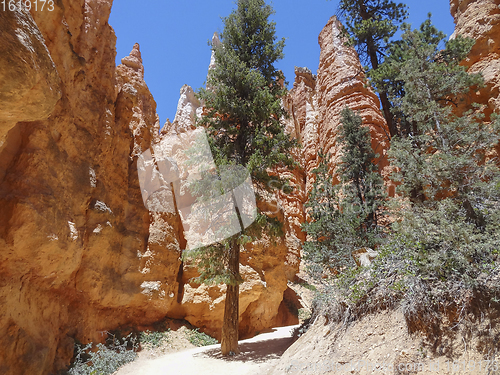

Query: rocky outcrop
[0,8,61,185]
[162,32,218,135]
[0,2,181,374]
[115,43,185,320]
[164,84,202,134]
[450,0,500,119]
[287,16,392,195]
[0,3,302,373]
[286,67,318,195]
[0,9,61,125]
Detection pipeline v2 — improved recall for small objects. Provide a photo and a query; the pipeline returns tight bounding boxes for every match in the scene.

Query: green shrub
[298,308,312,321]
[68,333,137,375]
[310,216,500,337]
[298,281,317,292]
[187,328,218,347]
[139,329,170,349]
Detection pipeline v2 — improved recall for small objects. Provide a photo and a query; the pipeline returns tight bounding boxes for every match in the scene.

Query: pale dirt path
[115,324,300,375]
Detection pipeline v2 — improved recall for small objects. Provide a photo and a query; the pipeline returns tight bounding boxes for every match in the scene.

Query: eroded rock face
[168,84,202,133]
[0,8,61,125]
[268,309,500,375]
[0,2,181,374]
[115,44,185,321]
[316,16,390,186]
[0,8,61,186]
[287,16,392,195]
[450,0,500,119]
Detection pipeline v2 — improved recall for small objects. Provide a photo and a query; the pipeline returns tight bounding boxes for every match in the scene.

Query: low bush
[139,329,170,349]
[187,328,218,347]
[68,333,137,375]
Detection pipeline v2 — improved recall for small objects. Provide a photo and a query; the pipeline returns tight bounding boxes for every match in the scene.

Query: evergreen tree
[336,0,408,137]
[386,20,500,283]
[302,108,385,277]
[370,16,480,138]
[302,151,352,276]
[385,20,493,206]
[338,107,385,231]
[185,0,296,356]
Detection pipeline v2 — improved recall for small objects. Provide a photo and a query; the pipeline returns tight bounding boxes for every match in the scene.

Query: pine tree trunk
[221,238,240,355]
[359,2,397,138]
[366,43,396,138]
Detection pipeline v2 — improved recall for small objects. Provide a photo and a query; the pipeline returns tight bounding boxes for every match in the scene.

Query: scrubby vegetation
[68,333,138,375]
[303,13,500,352]
[140,329,171,350]
[186,328,219,347]
[67,327,219,374]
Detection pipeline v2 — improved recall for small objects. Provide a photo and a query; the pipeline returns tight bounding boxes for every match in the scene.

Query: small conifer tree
[336,0,408,137]
[303,108,385,276]
[337,107,386,232]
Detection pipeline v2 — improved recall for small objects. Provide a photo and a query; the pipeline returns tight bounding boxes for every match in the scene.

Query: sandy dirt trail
[115,324,300,375]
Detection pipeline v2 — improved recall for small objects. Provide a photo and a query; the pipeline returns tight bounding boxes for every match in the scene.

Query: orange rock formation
[0,2,299,374]
[0,2,178,373]
[450,0,500,119]
[287,16,392,195]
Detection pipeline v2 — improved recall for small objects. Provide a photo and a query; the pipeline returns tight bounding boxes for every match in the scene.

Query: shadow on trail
[194,336,296,363]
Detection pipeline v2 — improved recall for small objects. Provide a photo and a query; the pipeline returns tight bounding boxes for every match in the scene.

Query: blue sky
[109,0,455,128]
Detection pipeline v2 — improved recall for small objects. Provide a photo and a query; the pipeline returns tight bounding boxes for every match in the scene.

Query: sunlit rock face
[450,0,500,119]
[287,16,392,197]
[0,8,61,125]
[0,2,300,373]
[0,1,182,373]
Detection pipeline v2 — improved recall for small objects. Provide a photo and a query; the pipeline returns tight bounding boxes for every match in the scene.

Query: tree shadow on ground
[193,336,296,363]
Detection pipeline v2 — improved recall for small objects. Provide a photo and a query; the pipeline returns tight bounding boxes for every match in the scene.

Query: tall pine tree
[336,0,408,137]
[186,0,296,355]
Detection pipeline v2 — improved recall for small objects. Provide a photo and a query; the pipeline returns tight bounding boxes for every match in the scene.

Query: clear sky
[109,0,455,128]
